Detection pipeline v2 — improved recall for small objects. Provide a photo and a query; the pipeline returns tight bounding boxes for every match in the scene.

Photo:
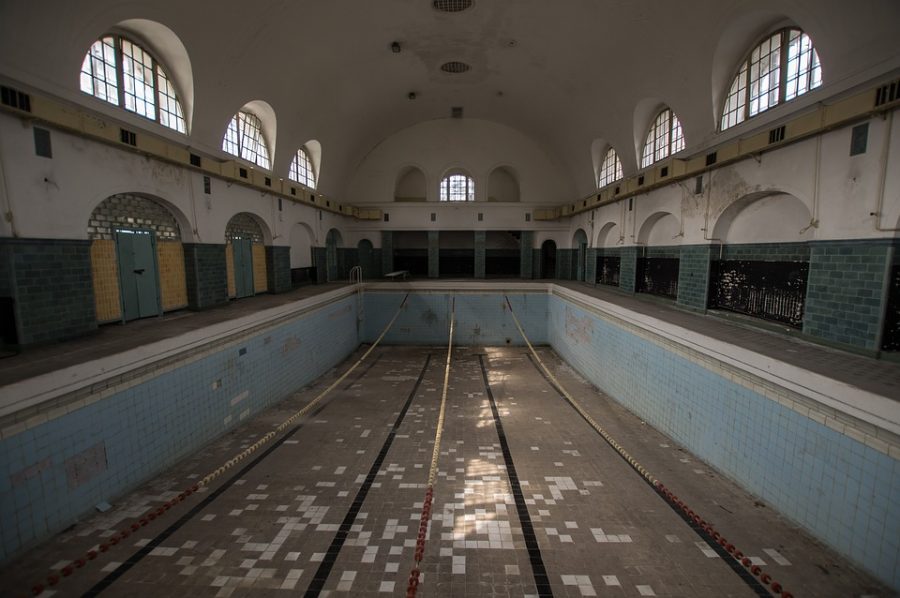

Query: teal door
[116,229,161,321]
[233,238,255,298]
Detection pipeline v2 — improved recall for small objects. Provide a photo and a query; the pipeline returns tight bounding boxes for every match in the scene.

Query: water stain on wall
[282,335,302,354]
[565,305,593,345]
[64,442,108,490]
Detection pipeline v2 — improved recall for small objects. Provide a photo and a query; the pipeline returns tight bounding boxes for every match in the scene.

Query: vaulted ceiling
[1,0,898,199]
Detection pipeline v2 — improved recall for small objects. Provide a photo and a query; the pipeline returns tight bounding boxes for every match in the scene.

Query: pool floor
[2,346,888,597]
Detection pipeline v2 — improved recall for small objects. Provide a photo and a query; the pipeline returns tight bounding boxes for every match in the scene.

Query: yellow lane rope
[199,292,410,488]
[28,293,410,596]
[502,295,790,598]
[407,296,455,597]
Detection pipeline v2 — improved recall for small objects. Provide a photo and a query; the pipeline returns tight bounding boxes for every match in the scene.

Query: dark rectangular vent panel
[874,80,900,107]
[768,125,786,144]
[614,185,620,195]
[525,213,531,222]
[383,213,390,222]
[203,176,211,194]
[0,86,31,112]
[850,123,869,156]
[694,175,703,195]
[239,167,248,179]
[477,212,483,221]
[451,106,463,118]
[637,175,645,186]
[705,151,717,166]
[659,166,668,178]
[189,153,201,167]
[430,212,436,222]
[120,128,136,146]
[264,176,271,187]
[278,198,283,211]
[33,127,52,158]
[290,187,296,196]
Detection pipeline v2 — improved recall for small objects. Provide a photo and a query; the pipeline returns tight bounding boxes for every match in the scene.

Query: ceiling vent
[441,61,471,74]
[433,0,473,13]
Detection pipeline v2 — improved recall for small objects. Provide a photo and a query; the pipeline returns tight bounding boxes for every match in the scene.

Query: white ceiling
[1,0,899,199]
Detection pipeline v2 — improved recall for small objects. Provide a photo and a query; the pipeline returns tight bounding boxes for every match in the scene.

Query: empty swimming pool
[0,282,897,596]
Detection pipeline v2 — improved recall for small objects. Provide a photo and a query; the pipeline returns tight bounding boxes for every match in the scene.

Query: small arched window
[222,110,270,169]
[598,148,623,188]
[80,35,186,133]
[439,173,475,202]
[721,28,822,130]
[641,108,684,168]
[289,148,317,189]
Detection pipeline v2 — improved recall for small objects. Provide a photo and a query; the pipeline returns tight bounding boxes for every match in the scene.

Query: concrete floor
[1,345,889,597]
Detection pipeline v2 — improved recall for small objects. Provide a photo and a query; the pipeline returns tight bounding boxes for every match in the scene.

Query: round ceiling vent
[440,61,471,74]
[432,0,473,13]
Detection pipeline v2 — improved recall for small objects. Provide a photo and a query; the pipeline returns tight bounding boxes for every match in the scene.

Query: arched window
[598,148,623,188]
[721,28,822,130]
[641,108,684,168]
[80,35,186,133]
[289,147,317,189]
[439,173,475,202]
[222,110,270,169]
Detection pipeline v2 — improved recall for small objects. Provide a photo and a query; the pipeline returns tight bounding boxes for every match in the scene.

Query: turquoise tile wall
[0,295,360,563]
[548,295,899,589]
[363,292,548,346]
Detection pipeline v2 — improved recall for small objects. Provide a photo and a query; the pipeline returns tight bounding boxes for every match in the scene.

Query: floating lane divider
[303,352,433,597]
[29,293,410,598]
[406,296,455,598]
[503,296,789,598]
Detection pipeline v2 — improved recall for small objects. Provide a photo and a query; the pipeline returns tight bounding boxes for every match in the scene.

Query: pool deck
[1,279,898,404]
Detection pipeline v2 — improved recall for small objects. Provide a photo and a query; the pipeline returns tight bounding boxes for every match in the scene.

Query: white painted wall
[568,110,900,247]
[346,119,571,206]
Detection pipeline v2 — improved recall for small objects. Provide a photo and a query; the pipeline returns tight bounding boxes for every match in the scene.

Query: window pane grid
[785,30,822,101]
[723,28,821,129]
[80,37,118,105]
[222,111,270,169]
[80,35,186,133]
[289,149,317,189]
[748,33,781,117]
[598,148,623,188]
[642,108,683,168]
[721,63,747,130]
[440,174,474,201]
[157,66,186,133]
[121,40,156,120]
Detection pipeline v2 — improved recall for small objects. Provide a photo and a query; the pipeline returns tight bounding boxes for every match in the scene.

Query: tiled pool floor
[1,346,889,597]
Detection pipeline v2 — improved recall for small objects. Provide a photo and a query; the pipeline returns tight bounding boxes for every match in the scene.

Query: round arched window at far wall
[439,174,474,201]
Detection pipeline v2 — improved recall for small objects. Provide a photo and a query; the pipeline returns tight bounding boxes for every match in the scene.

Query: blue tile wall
[0,294,359,563]
[547,294,899,589]
[363,292,548,346]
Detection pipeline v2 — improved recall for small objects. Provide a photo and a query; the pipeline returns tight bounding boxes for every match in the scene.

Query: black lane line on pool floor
[86,353,385,597]
[304,353,433,597]
[523,352,770,597]
[478,354,554,598]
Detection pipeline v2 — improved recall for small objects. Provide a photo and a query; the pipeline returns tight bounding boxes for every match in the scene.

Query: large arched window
[721,28,822,130]
[289,147,317,189]
[641,108,684,168]
[598,148,623,188]
[439,173,475,202]
[222,110,270,169]
[80,35,186,133]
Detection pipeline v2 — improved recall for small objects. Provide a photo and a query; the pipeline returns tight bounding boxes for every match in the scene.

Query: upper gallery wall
[0,0,898,200]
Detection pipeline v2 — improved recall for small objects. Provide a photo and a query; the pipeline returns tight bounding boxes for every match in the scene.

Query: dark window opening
[596,255,620,287]
[637,257,679,299]
[708,260,808,328]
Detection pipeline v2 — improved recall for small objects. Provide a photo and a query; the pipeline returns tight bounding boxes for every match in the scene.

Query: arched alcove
[637,212,681,246]
[487,166,520,202]
[596,222,620,248]
[357,238,377,279]
[395,166,427,202]
[87,193,189,322]
[289,222,314,269]
[713,192,814,243]
[225,213,271,298]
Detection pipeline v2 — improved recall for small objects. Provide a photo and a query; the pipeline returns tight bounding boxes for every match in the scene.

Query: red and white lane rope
[503,296,793,598]
[27,293,410,597]
[406,297,455,598]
